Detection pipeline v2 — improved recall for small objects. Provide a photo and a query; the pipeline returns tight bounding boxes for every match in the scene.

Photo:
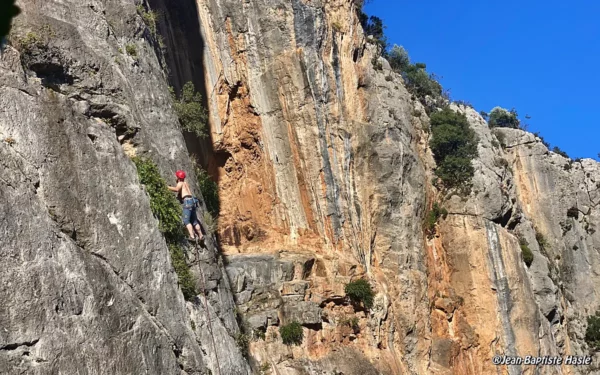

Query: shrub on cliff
[387,44,442,100]
[169,244,197,300]
[133,157,183,241]
[519,237,534,268]
[425,202,448,236]
[171,81,208,139]
[488,107,520,129]
[280,321,303,346]
[586,311,600,351]
[359,13,387,50]
[552,146,569,158]
[429,108,478,190]
[345,279,375,309]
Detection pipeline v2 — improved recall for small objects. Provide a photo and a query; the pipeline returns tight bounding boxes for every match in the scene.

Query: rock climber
[168,170,204,242]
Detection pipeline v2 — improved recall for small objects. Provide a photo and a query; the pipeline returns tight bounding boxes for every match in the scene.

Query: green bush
[125,43,137,57]
[552,146,569,158]
[535,229,550,252]
[280,321,303,346]
[388,44,410,72]
[429,108,478,190]
[521,245,534,267]
[137,5,158,36]
[235,333,250,358]
[488,107,520,129]
[171,82,208,139]
[586,311,600,351]
[345,279,375,309]
[132,157,183,241]
[168,244,197,300]
[387,44,442,100]
[425,202,448,236]
[340,316,360,333]
[358,13,387,50]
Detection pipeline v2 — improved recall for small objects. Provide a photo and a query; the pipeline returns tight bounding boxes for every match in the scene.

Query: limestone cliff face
[192,0,431,373]
[3,0,600,375]
[191,0,600,374]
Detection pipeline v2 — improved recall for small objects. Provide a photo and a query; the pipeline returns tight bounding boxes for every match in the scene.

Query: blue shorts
[182,197,200,226]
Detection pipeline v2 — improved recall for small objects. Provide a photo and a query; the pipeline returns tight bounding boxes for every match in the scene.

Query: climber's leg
[191,209,204,240]
[182,205,196,240]
[186,223,196,240]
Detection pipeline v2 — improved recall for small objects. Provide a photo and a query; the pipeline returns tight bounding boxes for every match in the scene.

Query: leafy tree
[488,107,520,129]
[345,279,375,309]
[359,14,387,49]
[171,81,208,139]
[388,44,410,72]
[403,64,443,99]
[429,108,478,190]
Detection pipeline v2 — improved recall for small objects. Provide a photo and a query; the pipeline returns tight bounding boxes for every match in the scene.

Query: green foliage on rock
[535,229,550,252]
[137,5,158,36]
[133,157,183,240]
[425,202,448,236]
[169,244,197,300]
[235,333,250,358]
[388,44,410,72]
[429,108,478,190]
[345,279,375,309]
[519,237,534,268]
[125,43,137,57]
[195,166,220,217]
[388,44,442,100]
[171,82,208,139]
[586,311,600,351]
[358,13,387,49]
[488,107,520,129]
[280,321,303,346]
[552,146,569,158]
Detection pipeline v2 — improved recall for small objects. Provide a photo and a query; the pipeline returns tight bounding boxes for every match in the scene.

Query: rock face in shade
[3,0,600,374]
[0,0,249,374]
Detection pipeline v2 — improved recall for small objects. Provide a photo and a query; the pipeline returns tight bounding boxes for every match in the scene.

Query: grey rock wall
[0,1,249,374]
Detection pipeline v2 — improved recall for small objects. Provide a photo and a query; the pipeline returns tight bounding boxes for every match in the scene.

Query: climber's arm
[168,181,183,192]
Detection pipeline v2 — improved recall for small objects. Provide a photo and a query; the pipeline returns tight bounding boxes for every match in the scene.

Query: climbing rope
[194,240,222,375]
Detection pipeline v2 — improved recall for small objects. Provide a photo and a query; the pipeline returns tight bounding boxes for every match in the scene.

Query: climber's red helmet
[175,170,186,180]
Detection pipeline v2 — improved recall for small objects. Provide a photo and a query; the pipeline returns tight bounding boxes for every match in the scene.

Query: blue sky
[364,0,600,159]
